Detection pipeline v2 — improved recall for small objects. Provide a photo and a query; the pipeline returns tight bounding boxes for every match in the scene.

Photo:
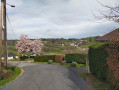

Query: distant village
[5,28,119,60]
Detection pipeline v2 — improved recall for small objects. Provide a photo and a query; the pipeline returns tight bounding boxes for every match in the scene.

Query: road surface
[0,62,93,90]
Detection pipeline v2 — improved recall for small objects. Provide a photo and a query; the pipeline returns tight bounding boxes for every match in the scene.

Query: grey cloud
[6,0,119,39]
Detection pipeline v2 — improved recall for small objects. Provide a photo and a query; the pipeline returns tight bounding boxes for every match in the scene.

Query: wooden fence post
[86,58,90,73]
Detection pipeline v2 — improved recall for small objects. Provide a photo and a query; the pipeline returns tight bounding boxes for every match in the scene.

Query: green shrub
[30,56,34,58]
[8,66,16,71]
[20,56,28,60]
[65,53,87,64]
[20,56,34,61]
[34,55,56,62]
[88,43,109,80]
[0,74,4,80]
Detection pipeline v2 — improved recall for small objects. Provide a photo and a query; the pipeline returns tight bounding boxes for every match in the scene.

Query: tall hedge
[88,43,109,80]
[34,55,56,62]
[65,53,87,64]
[89,42,119,89]
[106,40,119,88]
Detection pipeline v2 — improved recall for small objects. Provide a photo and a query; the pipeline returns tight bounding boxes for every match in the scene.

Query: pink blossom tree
[16,34,43,56]
[32,39,44,55]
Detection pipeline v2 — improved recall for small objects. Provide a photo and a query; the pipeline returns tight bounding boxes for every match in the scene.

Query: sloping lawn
[0,66,22,87]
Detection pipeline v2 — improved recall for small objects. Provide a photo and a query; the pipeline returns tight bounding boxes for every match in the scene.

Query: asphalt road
[0,62,93,90]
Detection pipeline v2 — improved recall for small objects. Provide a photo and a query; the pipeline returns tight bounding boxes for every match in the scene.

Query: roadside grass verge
[21,58,33,61]
[80,73,90,80]
[0,66,22,87]
[80,73,113,90]
[9,60,18,61]
[34,62,85,68]
[9,58,34,61]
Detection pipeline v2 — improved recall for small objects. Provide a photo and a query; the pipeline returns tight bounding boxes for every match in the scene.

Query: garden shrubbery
[34,53,87,64]
[0,66,21,86]
[20,56,34,61]
[89,42,119,89]
[65,53,87,64]
[0,66,17,81]
[20,56,28,60]
[34,55,56,62]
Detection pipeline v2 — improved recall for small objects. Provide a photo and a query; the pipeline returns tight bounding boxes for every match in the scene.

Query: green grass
[35,62,48,64]
[60,46,68,49]
[34,62,85,68]
[64,63,85,68]
[0,66,21,87]
[2,49,18,55]
[81,42,98,48]
[7,50,18,55]
[9,60,18,61]
[48,51,63,54]
[22,58,33,61]
[7,45,16,49]
[9,58,34,61]
[77,64,86,67]
[52,62,61,65]
[6,45,18,55]
[80,73,90,80]
[83,36,99,42]
[85,37,96,42]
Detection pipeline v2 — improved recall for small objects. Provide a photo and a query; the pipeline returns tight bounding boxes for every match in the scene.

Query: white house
[8,53,18,60]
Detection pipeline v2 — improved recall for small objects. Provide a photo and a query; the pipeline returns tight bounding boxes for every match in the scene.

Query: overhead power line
[6,12,16,39]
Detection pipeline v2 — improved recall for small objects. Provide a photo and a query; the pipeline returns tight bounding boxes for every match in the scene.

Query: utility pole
[0,0,3,71]
[3,0,7,67]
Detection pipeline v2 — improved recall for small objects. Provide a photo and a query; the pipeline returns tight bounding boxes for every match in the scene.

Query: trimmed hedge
[65,53,87,64]
[34,55,56,62]
[20,56,34,61]
[89,42,119,89]
[88,43,109,80]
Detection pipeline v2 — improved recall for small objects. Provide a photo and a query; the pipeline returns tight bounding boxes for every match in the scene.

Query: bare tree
[94,1,119,22]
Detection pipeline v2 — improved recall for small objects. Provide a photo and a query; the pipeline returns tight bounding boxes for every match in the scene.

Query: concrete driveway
[0,62,93,90]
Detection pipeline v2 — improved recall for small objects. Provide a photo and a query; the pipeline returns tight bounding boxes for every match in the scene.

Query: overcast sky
[5,0,119,39]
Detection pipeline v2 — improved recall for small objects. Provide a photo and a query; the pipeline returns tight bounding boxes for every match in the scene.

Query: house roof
[8,53,17,57]
[96,28,119,41]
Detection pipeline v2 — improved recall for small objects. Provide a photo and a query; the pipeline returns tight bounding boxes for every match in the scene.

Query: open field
[6,37,98,55]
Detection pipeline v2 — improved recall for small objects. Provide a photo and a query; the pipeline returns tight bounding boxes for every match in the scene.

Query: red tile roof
[96,28,119,41]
